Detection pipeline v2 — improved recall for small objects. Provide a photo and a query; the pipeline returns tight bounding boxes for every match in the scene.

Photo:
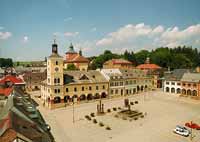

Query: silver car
[173,126,190,137]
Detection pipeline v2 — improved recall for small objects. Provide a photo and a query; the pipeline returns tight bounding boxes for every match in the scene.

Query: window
[48,89,50,93]
[54,89,57,93]
[110,82,114,86]
[54,78,57,83]
[48,78,50,83]
[111,89,114,94]
[96,86,99,90]
[57,78,60,83]
[193,84,197,87]
[56,61,58,65]
[177,83,181,86]
[102,85,105,89]
[120,82,123,86]
[171,82,175,85]
[82,87,84,91]
[188,84,191,87]
[166,82,169,85]
[66,88,69,92]
[183,83,186,86]
[58,89,60,93]
[126,81,128,85]
[74,87,77,92]
[89,86,92,90]
[115,89,118,94]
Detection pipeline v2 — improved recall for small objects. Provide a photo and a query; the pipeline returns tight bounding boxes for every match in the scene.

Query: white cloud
[64,32,79,37]
[64,17,72,22]
[0,32,12,39]
[91,27,97,32]
[96,23,200,50]
[22,36,29,43]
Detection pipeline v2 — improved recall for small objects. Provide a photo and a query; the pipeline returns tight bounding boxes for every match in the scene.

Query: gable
[79,74,89,80]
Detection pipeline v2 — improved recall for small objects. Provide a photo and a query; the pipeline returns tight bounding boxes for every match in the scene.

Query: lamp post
[72,98,75,123]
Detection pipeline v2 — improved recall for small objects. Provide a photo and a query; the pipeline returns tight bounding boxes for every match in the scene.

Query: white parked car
[173,125,190,137]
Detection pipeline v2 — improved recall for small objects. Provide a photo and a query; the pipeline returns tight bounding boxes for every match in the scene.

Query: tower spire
[52,36,58,54]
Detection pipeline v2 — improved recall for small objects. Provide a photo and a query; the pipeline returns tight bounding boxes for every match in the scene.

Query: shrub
[90,113,95,117]
[85,115,91,121]
[93,119,97,123]
[114,114,119,118]
[134,117,138,120]
[106,126,111,130]
[113,107,117,111]
[107,109,111,113]
[99,122,104,127]
[122,117,127,120]
[135,101,138,104]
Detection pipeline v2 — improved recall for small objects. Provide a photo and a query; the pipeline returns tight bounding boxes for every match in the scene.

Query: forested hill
[89,46,200,70]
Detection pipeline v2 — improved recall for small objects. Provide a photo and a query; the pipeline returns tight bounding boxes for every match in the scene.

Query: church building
[64,43,89,71]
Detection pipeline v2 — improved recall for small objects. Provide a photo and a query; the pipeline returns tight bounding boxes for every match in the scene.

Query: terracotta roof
[65,54,89,63]
[0,75,25,84]
[0,88,13,97]
[136,63,161,69]
[66,53,78,61]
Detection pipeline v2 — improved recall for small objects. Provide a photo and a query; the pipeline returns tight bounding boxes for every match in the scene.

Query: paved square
[33,91,200,142]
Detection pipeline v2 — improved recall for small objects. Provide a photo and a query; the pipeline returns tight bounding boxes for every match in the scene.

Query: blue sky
[0,0,200,61]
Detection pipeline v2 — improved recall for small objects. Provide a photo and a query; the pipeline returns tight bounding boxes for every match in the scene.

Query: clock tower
[47,40,64,104]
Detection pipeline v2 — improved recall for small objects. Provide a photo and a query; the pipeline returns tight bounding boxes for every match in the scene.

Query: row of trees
[0,58,13,67]
[89,46,200,70]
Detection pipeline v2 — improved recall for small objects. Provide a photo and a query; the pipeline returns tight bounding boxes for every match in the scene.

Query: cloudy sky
[0,0,200,61]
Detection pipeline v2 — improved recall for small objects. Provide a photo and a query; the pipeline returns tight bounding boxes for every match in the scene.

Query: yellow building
[103,59,133,69]
[41,41,108,109]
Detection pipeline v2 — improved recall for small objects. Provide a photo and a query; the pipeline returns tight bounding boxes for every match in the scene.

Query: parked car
[176,125,191,133]
[173,125,190,137]
[185,122,200,130]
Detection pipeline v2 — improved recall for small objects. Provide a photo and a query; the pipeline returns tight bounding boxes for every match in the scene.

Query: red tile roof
[136,63,161,69]
[65,54,89,63]
[0,88,13,97]
[0,75,24,84]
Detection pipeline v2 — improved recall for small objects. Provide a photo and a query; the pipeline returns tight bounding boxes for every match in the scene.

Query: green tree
[0,58,13,67]
[135,50,150,65]
[66,64,78,70]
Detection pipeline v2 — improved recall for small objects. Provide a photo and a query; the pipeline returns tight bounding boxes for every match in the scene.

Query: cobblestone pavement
[31,91,200,142]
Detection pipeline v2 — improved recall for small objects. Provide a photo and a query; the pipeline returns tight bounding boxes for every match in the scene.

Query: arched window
[54,78,57,83]
[57,78,60,83]
[55,61,58,65]
[54,97,61,103]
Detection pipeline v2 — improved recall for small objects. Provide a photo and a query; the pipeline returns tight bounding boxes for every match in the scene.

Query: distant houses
[163,69,200,99]
[103,58,133,69]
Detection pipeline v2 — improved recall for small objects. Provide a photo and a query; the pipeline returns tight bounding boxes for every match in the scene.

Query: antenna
[53,34,57,44]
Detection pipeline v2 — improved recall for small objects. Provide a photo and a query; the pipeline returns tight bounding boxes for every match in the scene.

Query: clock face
[55,67,59,72]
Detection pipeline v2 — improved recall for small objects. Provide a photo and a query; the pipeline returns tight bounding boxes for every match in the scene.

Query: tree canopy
[89,46,200,70]
[0,58,13,67]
